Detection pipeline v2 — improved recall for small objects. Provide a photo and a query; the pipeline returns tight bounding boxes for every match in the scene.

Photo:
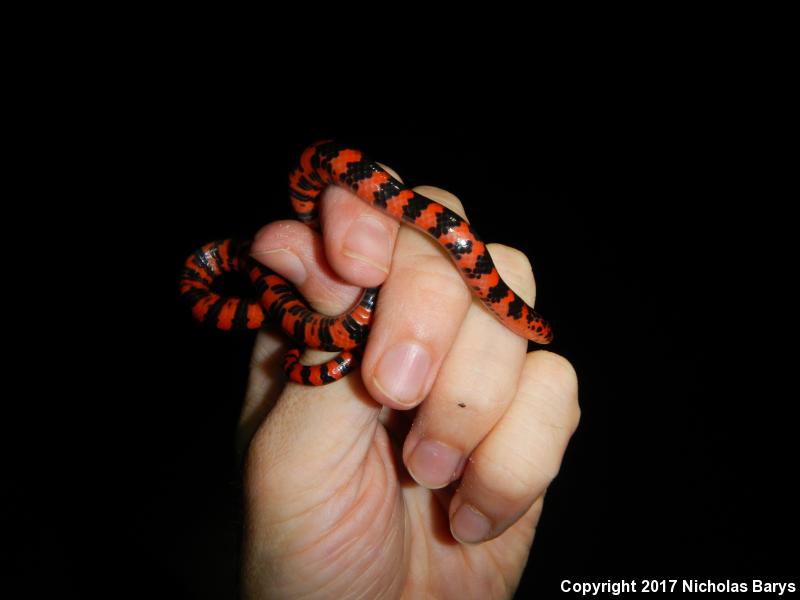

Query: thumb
[241,214,386,526]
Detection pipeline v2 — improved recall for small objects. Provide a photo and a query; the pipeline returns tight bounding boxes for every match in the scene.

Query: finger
[318,163,403,288]
[401,243,535,489]
[360,186,474,408]
[244,219,390,530]
[448,351,580,544]
[240,220,371,459]
[250,220,362,315]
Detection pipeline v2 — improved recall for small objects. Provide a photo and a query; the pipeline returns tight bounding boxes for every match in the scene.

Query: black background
[7,74,796,597]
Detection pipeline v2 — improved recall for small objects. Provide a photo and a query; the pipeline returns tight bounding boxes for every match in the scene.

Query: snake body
[180,141,552,385]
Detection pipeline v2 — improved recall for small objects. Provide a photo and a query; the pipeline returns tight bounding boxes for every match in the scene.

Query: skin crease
[238,176,580,599]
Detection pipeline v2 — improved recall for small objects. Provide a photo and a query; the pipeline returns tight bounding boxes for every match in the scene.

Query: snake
[179,141,553,385]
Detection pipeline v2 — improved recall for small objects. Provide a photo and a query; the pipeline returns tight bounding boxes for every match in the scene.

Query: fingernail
[342,215,391,273]
[451,503,492,544]
[251,249,306,284]
[372,342,431,405]
[407,439,464,489]
[376,162,403,183]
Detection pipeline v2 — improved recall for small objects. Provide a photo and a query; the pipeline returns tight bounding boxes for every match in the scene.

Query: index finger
[318,163,403,288]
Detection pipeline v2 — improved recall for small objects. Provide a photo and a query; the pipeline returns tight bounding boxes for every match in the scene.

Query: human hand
[237,174,580,599]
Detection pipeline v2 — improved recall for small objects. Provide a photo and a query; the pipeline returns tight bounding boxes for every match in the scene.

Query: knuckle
[412,186,467,220]
[537,351,581,432]
[486,243,536,304]
[393,254,471,305]
[532,387,579,440]
[568,397,581,435]
[472,449,547,501]
[437,373,509,418]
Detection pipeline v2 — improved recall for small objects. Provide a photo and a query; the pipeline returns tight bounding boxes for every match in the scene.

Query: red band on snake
[179,141,552,385]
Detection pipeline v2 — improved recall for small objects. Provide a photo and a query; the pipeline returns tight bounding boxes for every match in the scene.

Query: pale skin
[237,165,580,599]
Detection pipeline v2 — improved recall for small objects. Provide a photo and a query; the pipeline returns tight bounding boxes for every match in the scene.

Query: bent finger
[449,351,580,544]
[401,243,536,489]
[360,186,473,408]
[318,163,403,288]
[250,219,362,315]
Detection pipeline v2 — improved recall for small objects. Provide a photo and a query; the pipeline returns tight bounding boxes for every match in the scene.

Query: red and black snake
[180,141,553,385]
